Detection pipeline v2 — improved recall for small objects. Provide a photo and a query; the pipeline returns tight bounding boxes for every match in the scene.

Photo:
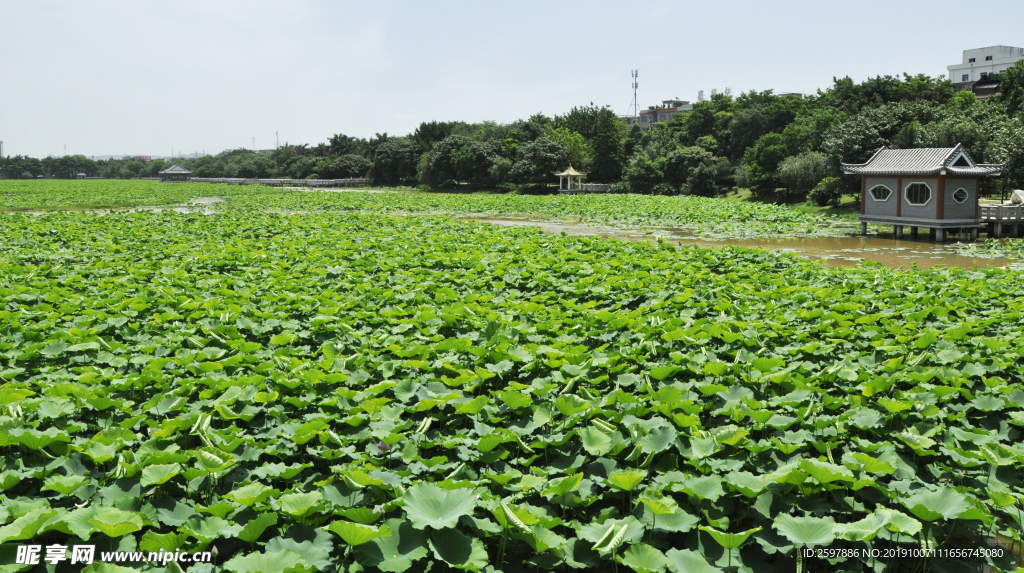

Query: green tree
[421,135,470,187]
[663,146,714,188]
[688,162,719,196]
[781,108,846,156]
[369,138,419,185]
[509,137,567,189]
[237,154,277,178]
[421,136,498,189]
[778,151,829,199]
[950,90,977,112]
[809,176,845,207]
[743,133,788,197]
[820,102,943,170]
[623,152,664,194]
[328,133,369,156]
[413,121,469,153]
[452,141,499,188]
[317,155,370,178]
[989,119,1024,190]
[545,126,591,169]
[288,156,318,179]
[553,104,601,140]
[999,60,1024,117]
[590,108,626,182]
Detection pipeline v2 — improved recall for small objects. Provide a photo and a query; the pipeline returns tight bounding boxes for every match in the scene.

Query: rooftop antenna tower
[276,131,279,149]
[627,70,640,119]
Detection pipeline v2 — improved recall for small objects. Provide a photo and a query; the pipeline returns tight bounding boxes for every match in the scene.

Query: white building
[947,46,1024,92]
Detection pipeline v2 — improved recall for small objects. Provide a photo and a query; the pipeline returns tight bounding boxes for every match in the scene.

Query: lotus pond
[0,182,1022,573]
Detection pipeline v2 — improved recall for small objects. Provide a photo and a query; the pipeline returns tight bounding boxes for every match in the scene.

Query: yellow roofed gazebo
[554,166,587,192]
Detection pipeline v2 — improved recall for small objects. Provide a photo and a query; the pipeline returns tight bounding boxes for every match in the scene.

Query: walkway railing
[187,178,370,187]
[558,183,611,194]
[980,204,1024,238]
[980,204,1024,222]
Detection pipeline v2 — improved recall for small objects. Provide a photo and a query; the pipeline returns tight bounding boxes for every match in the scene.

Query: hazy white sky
[1,1,1022,158]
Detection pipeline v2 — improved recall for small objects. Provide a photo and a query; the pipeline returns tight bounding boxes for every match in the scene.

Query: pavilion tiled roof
[554,166,586,176]
[160,164,192,174]
[842,144,1004,177]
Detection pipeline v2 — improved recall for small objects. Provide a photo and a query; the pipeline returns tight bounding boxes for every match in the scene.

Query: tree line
[3,61,1023,204]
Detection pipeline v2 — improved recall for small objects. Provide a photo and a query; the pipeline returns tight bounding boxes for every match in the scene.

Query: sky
[1,0,1022,158]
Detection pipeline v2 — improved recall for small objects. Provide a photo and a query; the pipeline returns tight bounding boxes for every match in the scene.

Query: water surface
[470,217,1016,270]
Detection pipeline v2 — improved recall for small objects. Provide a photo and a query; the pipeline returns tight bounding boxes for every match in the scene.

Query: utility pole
[628,70,640,120]
[276,131,279,149]
[253,137,255,152]
[64,144,67,157]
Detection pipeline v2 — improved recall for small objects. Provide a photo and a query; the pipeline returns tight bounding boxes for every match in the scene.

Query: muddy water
[469,217,1017,270]
[7,196,225,215]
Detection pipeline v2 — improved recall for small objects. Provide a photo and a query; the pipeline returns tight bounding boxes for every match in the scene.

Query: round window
[869,186,892,201]
[905,183,931,205]
[952,188,969,204]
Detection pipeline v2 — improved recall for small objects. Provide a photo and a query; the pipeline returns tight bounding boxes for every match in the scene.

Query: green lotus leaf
[519,523,566,553]
[455,396,489,415]
[724,471,768,498]
[341,507,382,525]
[354,519,429,573]
[798,459,854,485]
[223,549,314,573]
[140,462,181,487]
[9,427,71,450]
[238,513,279,544]
[833,512,888,542]
[41,474,90,495]
[638,492,678,515]
[849,452,894,475]
[81,441,119,463]
[608,470,647,491]
[87,508,144,538]
[639,427,677,453]
[402,483,477,529]
[139,531,189,552]
[579,427,613,455]
[679,475,725,501]
[226,482,278,506]
[979,443,1017,466]
[327,520,392,545]
[0,470,20,491]
[665,548,722,573]
[265,529,334,570]
[0,508,59,543]
[542,472,583,498]
[903,487,969,522]
[278,491,323,518]
[698,525,761,550]
[555,394,590,417]
[773,514,835,547]
[876,507,922,535]
[180,516,243,543]
[40,341,69,356]
[428,528,489,571]
[621,543,670,573]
